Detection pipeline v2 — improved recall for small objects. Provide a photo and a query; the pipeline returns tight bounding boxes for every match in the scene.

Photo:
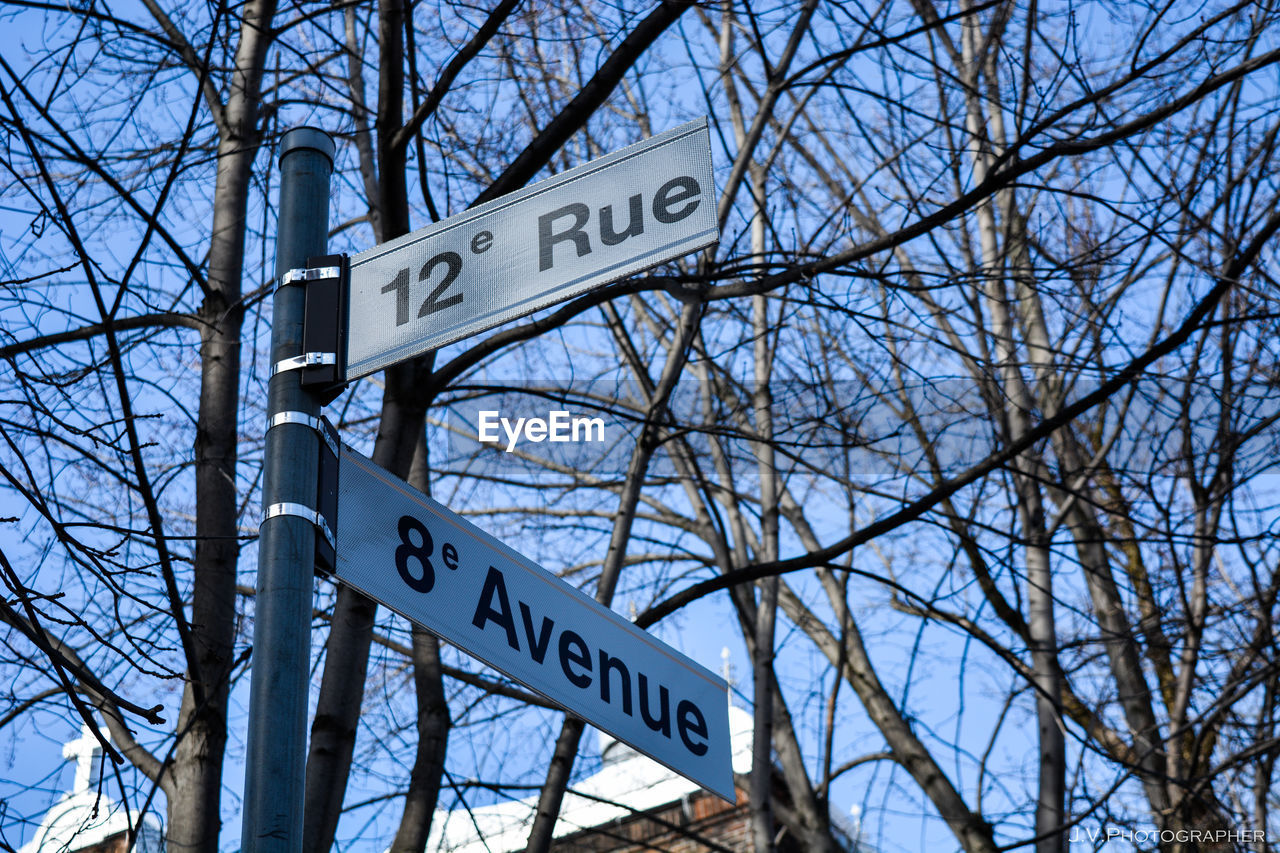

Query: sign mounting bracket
[272,254,350,402]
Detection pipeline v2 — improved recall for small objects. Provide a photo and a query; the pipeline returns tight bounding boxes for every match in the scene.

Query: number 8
[395,515,435,593]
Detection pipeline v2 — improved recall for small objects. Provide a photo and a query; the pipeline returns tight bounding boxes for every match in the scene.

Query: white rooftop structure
[423,704,754,853]
[19,725,163,853]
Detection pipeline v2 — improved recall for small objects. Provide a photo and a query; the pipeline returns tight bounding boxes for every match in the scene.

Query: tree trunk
[388,433,451,853]
[303,361,433,853]
[169,1,276,848]
[524,301,702,853]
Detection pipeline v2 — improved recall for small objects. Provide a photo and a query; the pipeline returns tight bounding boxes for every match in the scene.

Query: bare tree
[4,2,1280,853]
[1,1,283,850]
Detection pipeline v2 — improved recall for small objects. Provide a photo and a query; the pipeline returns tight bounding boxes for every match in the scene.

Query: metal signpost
[245,119,726,852]
[335,448,735,801]
[342,118,717,380]
[243,128,335,853]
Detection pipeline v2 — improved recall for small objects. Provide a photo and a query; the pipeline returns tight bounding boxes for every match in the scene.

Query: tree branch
[0,313,203,359]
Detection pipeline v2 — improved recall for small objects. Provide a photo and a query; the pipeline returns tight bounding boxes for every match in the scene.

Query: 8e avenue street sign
[343,118,718,381]
[335,448,735,801]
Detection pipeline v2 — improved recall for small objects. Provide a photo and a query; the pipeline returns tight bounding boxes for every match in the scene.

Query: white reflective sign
[335,447,735,800]
[343,118,718,380]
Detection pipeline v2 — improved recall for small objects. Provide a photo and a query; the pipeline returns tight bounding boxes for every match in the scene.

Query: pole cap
[279,127,335,166]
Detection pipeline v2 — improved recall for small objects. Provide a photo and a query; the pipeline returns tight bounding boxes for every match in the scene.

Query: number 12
[381,251,464,326]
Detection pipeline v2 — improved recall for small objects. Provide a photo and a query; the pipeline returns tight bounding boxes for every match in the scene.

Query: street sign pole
[237,122,727,846]
[242,127,335,853]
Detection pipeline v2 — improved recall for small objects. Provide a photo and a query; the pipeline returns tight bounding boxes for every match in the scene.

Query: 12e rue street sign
[342,118,718,381]
[334,447,735,801]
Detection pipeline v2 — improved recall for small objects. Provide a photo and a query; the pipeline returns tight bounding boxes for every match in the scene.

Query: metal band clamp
[263,502,335,549]
[268,411,339,457]
[271,352,337,377]
[276,266,342,290]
